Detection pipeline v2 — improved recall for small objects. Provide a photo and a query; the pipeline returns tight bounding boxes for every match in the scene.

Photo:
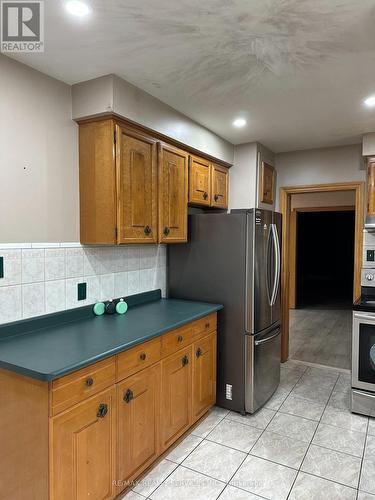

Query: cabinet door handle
[177,335,183,343]
[205,322,210,329]
[97,403,108,418]
[139,352,146,361]
[163,226,170,236]
[203,191,208,200]
[144,225,152,235]
[214,194,219,202]
[196,347,203,358]
[182,355,189,367]
[124,389,134,403]
[85,377,94,387]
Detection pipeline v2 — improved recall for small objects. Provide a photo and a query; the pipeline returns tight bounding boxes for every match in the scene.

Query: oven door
[352,311,375,392]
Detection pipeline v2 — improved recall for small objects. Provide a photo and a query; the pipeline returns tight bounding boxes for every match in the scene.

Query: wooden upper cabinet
[158,143,189,243]
[79,119,117,245]
[117,364,160,488]
[368,158,375,215]
[211,163,229,209]
[189,155,211,206]
[51,387,116,500]
[116,125,158,243]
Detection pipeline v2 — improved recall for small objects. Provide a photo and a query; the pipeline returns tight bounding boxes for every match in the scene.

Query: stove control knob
[366,273,374,281]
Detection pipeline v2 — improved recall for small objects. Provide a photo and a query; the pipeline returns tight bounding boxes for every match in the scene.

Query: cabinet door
[192,332,217,422]
[51,388,116,500]
[158,143,188,243]
[160,347,192,450]
[117,364,160,488]
[211,164,228,209]
[116,126,158,243]
[189,155,211,206]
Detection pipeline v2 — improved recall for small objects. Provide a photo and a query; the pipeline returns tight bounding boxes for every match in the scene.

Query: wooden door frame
[289,205,356,309]
[280,182,365,362]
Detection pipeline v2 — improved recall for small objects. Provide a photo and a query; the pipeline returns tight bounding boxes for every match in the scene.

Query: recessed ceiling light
[364,95,375,108]
[65,1,90,17]
[232,118,247,128]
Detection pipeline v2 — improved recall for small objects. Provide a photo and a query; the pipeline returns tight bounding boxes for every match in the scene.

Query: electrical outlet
[0,256,3,279]
[77,282,87,301]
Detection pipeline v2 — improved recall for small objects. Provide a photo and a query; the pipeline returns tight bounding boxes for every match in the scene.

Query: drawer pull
[124,389,134,403]
[205,322,210,329]
[182,355,189,367]
[163,226,170,236]
[177,335,184,343]
[97,403,108,418]
[203,191,208,200]
[214,194,219,202]
[196,347,203,358]
[85,377,94,387]
[139,352,147,361]
[144,225,151,235]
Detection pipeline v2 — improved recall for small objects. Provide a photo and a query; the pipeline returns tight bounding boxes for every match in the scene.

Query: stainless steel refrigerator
[168,209,282,414]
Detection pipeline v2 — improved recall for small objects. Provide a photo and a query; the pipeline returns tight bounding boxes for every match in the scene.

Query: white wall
[72,74,234,165]
[275,144,365,209]
[0,55,79,243]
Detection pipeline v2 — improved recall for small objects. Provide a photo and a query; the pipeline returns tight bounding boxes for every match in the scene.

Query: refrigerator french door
[168,209,282,414]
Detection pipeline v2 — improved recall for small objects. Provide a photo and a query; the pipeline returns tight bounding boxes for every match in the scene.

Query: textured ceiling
[9,0,375,151]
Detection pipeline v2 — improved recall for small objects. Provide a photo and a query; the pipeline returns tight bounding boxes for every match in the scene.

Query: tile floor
[289,309,352,370]
[119,360,375,500]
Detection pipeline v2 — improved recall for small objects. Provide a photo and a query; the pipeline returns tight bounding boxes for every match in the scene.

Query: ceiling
[9,0,375,152]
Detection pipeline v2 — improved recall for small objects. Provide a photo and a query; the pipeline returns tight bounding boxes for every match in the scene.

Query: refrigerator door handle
[254,326,281,346]
[270,223,281,307]
[266,225,272,306]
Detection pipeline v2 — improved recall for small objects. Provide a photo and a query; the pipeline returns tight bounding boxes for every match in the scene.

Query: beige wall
[72,74,234,165]
[275,144,365,209]
[291,190,356,210]
[0,55,79,243]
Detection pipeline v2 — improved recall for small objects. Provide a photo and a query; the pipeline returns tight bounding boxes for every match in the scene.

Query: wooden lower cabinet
[116,364,161,490]
[50,388,116,500]
[160,346,192,451]
[192,332,217,422]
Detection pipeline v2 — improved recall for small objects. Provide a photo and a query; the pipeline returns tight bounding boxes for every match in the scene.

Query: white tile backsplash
[0,243,167,324]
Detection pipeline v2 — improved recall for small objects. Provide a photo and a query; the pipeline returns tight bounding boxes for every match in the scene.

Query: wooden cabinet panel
[116,337,161,382]
[192,313,217,340]
[116,126,158,243]
[189,155,211,206]
[211,163,228,209]
[116,364,160,490]
[79,119,117,244]
[192,332,217,422]
[161,323,193,357]
[368,160,375,215]
[51,388,116,500]
[51,357,116,416]
[160,346,192,450]
[158,143,188,243]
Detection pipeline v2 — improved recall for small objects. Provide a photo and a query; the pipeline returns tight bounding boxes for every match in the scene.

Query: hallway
[289,308,352,370]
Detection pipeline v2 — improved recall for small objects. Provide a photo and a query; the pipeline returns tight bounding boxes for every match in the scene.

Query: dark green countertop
[0,291,222,381]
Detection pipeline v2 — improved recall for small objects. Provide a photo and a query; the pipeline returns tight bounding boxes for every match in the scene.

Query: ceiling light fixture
[65,1,90,17]
[364,95,375,108]
[232,118,247,128]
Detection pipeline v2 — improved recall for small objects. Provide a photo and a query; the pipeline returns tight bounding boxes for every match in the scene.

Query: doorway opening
[280,182,365,370]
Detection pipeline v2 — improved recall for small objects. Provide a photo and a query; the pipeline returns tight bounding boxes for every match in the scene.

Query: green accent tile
[77,282,87,301]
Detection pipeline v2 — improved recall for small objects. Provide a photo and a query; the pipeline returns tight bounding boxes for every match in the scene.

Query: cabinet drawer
[192,313,217,340]
[117,337,161,382]
[51,357,116,416]
[161,323,193,356]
